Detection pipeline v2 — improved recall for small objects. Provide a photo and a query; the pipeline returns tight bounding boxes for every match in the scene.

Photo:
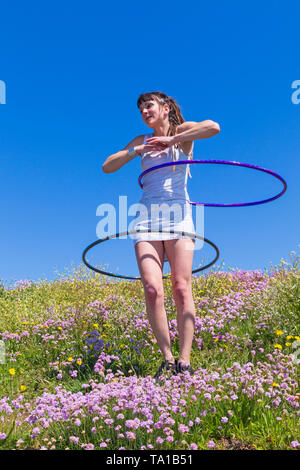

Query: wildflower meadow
[0,251,299,451]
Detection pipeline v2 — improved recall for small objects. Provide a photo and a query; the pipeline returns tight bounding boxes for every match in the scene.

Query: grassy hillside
[0,252,299,450]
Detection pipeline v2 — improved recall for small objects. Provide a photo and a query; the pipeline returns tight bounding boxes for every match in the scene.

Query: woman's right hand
[136,141,169,156]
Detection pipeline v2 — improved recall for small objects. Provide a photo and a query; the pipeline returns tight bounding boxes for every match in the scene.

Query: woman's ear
[163,104,170,117]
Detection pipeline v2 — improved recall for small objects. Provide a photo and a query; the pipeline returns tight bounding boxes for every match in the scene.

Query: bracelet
[128,146,137,157]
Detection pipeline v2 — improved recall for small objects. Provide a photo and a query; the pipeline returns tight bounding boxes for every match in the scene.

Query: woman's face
[139,99,169,127]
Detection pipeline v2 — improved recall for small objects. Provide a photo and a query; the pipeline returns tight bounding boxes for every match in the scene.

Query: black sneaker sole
[177,362,194,375]
[153,359,177,383]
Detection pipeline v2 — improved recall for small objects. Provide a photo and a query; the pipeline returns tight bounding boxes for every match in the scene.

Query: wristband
[128,146,136,157]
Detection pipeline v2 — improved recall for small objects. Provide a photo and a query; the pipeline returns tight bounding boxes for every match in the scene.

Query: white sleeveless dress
[131,133,196,263]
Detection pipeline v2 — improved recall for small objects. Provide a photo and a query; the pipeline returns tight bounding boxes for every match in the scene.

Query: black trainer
[153,359,177,384]
[177,361,194,376]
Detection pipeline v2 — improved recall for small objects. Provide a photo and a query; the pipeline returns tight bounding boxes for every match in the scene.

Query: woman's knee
[172,278,191,299]
[143,282,164,300]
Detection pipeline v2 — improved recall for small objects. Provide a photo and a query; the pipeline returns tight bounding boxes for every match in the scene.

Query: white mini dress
[131,133,196,263]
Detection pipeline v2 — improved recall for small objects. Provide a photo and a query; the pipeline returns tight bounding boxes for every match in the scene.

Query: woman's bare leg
[164,238,196,365]
[135,240,175,363]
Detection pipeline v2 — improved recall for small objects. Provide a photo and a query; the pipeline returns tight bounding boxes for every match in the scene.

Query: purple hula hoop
[138,159,287,207]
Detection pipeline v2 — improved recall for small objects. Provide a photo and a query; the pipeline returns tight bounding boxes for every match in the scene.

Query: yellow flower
[119,345,125,349]
[286,335,293,340]
[214,338,219,342]
[272,382,279,387]
[275,330,283,336]
[295,336,300,341]
[58,327,62,330]
[20,385,27,391]
[67,357,73,362]
[285,342,292,347]
[101,334,107,339]
[76,360,82,366]
[93,323,99,329]
[274,344,282,350]
[9,368,16,375]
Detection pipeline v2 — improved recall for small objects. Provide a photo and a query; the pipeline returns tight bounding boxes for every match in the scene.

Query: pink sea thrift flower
[291,441,300,448]
[85,444,94,450]
[178,424,189,433]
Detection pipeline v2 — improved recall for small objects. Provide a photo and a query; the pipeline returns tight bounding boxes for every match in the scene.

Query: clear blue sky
[1,0,299,287]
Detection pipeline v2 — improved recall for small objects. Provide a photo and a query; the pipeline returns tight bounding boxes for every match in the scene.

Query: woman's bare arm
[102,135,144,173]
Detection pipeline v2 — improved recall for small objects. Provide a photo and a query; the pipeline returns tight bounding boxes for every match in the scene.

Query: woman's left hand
[145,135,176,149]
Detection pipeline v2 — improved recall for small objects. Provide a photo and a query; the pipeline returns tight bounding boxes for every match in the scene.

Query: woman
[102,91,220,383]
